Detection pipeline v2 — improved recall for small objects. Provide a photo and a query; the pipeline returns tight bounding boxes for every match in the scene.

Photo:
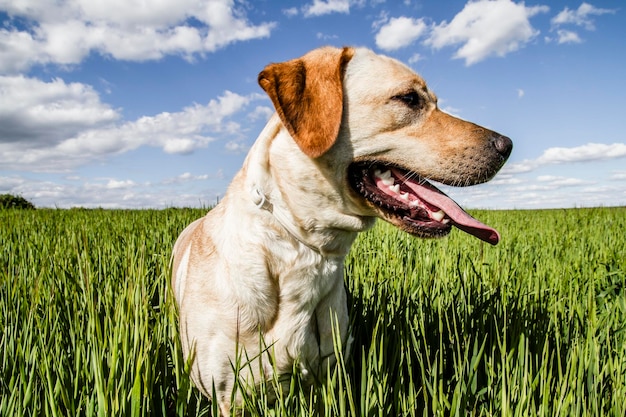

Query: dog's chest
[272,244,343,307]
[267,249,345,366]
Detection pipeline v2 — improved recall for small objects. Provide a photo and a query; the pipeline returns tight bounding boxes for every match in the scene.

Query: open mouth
[348,162,500,245]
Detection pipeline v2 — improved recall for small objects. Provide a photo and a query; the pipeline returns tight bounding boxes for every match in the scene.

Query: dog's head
[258,46,512,245]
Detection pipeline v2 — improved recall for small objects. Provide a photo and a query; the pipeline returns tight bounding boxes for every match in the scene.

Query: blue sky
[0,0,624,209]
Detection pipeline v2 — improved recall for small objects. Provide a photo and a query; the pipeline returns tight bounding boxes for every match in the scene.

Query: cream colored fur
[171,46,510,414]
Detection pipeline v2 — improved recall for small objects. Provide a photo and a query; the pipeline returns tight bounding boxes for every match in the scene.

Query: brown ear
[258,46,354,158]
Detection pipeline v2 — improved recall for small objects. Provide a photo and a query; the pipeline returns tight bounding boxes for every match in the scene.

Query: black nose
[491,134,513,159]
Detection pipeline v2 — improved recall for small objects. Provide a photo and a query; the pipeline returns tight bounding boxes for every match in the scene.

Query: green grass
[1,207,625,416]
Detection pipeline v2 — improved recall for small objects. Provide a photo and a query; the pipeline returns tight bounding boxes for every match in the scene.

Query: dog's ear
[258,47,354,158]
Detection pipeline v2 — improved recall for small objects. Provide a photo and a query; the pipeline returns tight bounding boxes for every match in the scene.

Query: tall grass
[1,207,625,416]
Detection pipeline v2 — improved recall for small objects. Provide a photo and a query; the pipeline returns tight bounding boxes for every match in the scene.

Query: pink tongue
[393,169,500,245]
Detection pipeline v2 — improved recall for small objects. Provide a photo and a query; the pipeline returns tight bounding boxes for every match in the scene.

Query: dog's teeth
[442,218,450,224]
[375,169,395,186]
[389,184,400,194]
[431,210,445,222]
[378,169,392,180]
[399,192,410,201]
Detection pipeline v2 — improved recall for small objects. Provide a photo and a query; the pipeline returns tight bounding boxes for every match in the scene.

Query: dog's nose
[491,135,513,159]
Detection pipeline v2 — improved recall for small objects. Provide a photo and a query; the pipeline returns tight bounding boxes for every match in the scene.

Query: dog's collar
[251,186,321,254]
[251,187,272,211]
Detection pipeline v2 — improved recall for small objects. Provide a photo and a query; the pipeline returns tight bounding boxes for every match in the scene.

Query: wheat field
[1,207,625,416]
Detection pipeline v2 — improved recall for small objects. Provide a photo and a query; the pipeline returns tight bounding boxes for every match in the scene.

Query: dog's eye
[393,92,422,108]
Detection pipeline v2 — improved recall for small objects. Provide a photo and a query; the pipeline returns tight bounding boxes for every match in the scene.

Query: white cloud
[408,53,422,64]
[437,98,462,118]
[0,173,223,208]
[504,142,626,174]
[555,29,582,44]
[247,105,274,122]
[536,143,626,164]
[303,0,350,17]
[317,32,339,41]
[610,171,626,181]
[0,0,276,73]
[371,10,390,30]
[536,175,592,187]
[0,75,120,147]
[162,172,214,184]
[579,184,625,198]
[0,175,26,189]
[106,179,136,189]
[548,3,616,45]
[517,88,525,98]
[444,163,626,210]
[502,160,535,175]
[425,0,549,65]
[56,91,255,156]
[0,81,262,171]
[551,3,616,30]
[375,16,428,51]
[489,174,523,185]
[224,140,250,153]
[283,7,299,17]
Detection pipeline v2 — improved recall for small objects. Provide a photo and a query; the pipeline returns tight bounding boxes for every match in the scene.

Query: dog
[171,46,512,414]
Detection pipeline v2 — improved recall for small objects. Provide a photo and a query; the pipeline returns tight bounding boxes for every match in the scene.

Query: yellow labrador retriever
[171,46,512,413]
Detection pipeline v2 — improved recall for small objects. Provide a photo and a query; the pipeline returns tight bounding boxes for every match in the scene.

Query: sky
[0,0,624,210]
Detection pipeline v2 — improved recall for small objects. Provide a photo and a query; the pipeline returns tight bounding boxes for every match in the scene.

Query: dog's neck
[243,115,374,257]
[250,185,322,253]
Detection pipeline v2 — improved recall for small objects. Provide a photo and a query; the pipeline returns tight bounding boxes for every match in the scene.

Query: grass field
[1,206,625,416]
